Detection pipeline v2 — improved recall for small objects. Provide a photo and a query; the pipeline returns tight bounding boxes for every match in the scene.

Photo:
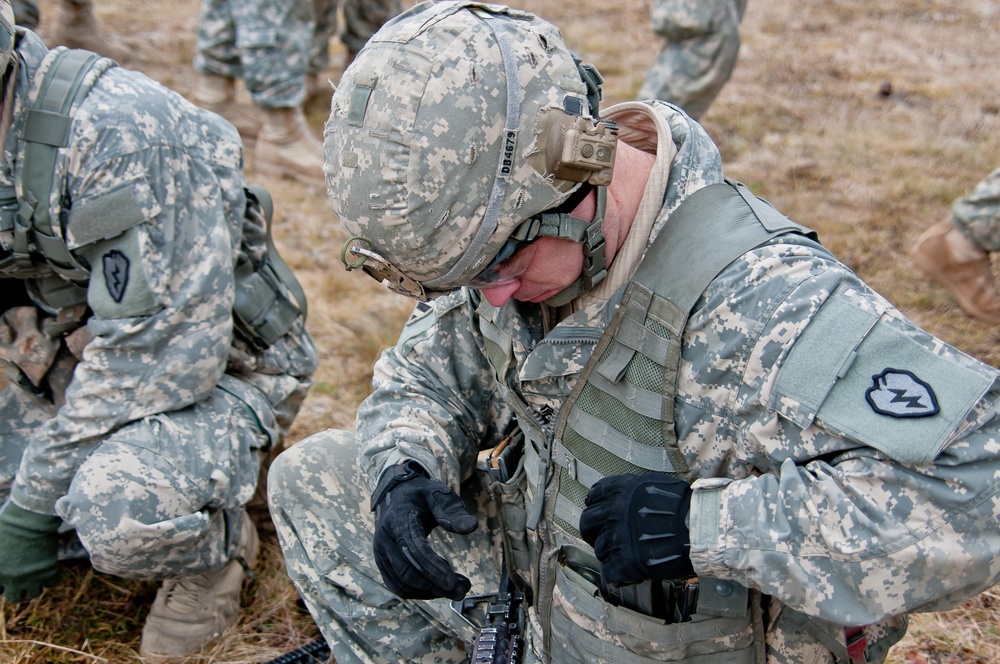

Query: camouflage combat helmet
[329,0,619,304]
[0,0,14,77]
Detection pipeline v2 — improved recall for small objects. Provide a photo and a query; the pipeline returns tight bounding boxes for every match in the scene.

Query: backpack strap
[620,178,818,479]
[14,47,106,287]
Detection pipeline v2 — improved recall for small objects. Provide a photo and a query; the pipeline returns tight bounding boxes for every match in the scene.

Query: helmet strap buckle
[541,186,609,307]
[341,236,430,302]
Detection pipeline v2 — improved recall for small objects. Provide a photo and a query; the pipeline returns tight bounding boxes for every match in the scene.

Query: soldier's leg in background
[339,0,401,63]
[951,167,1000,253]
[194,0,242,80]
[912,167,1000,323]
[191,0,263,139]
[227,0,311,109]
[637,0,746,121]
[11,0,39,29]
[51,0,128,62]
[54,385,266,579]
[305,0,338,106]
[232,0,325,186]
[269,431,501,664]
[0,384,57,503]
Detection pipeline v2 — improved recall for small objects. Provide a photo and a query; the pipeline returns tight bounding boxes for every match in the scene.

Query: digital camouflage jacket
[0,29,317,515]
[356,101,1000,662]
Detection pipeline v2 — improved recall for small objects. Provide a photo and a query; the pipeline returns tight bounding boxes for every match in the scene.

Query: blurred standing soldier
[192,0,326,186]
[306,0,402,106]
[639,0,747,120]
[0,1,318,662]
[269,2,1000,662]
[307,0,337,105]
[11,0,128,62]
[911,167,1000,324]
[9,0,32,27]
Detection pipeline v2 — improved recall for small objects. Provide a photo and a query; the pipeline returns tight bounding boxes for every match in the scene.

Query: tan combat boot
[51,0,128,63]
[192,73,262,140]
[139,511,260,663]
[255,107,326,187]
[911,219,1000,324]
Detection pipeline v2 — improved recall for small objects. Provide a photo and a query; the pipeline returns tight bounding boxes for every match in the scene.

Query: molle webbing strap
[528,180,815,656]
[17,48,104,282]
[625,180,805,474]
[550,179,815,522]
[633,179,816,312]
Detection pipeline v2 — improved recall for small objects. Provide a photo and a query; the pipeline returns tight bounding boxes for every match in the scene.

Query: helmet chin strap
[524,184,608,307]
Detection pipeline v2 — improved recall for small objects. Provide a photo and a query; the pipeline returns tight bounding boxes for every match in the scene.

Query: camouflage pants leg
[309,0,338,75]
[268,430,503,664]
[0,384,57,503]
[339,0,401,55]
[194,0,313,108]
[638,0,747,120]
[951,167,1000,252]
[53,385,267,580]
[11,0,39,29]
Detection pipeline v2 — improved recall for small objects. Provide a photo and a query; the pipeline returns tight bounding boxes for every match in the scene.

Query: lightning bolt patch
[865,368,939,418]
[102,249,130,303]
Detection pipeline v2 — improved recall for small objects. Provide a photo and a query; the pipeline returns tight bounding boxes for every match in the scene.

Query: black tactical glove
[371,461,479,601]
[579,473,694,586]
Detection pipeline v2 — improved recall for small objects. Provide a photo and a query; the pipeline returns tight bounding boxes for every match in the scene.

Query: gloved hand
[0,500,61,601]
[371,461,479,601]
[579,473,694,586]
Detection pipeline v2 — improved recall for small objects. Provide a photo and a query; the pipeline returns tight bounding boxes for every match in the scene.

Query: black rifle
[264,636,330,664]
[454,572,525,664]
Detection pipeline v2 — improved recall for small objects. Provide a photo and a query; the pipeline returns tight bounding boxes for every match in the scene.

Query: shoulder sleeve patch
[773,287,996,465]
[79,226,159,319]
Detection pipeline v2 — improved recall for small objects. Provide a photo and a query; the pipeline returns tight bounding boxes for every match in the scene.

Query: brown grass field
[2,0,999,661]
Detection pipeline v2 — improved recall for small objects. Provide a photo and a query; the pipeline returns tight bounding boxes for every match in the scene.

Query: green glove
[0,500,61,601]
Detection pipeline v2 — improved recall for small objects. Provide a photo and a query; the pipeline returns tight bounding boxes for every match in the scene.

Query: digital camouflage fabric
[195,0,315,108]
[638,0,747,120]
[0,28,316,578]
[310,0,403,70]
[952,167,1000,252]
[271,2,1000,663]
[324,1,594,290]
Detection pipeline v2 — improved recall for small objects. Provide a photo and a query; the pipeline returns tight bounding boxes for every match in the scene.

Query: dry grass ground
[1,0,999,661]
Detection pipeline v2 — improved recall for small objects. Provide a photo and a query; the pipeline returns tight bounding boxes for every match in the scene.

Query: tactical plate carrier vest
[478,180,897,663]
